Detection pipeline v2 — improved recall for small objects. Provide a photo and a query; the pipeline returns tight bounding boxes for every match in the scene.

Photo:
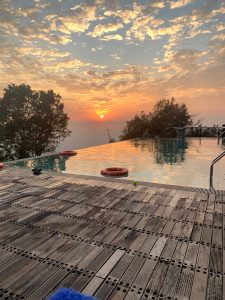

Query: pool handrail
[210,150,225,189]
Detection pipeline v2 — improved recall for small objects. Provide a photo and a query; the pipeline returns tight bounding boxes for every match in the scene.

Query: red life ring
[0,162,4,169]
[59,150,77,156]
[101,167,128,177]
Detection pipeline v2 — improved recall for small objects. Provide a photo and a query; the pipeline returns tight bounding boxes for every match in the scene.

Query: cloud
[170,0,194,9]
[104,7,142,24]
[147,23,182,39]
[212,33,225,41]
[191,0,224,20]
[101,34,123,40]
[126,15,166,41]
[45,3,97,34]
[110,53,122,60]
[88,22,124,37]
[215,23,225,32]
[128,20,181,41]
[168,48,208,73]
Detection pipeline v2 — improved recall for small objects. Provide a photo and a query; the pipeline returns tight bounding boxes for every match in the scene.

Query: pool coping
[7,166,225,196]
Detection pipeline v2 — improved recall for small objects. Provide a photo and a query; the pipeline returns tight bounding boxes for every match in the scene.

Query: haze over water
[58,120,124,150]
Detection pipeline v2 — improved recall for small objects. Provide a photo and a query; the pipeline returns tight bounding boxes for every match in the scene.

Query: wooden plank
[66,243,97,268]
[70,273,95,294]
[27,268,68,300]
[0,260,39,288]
[109,253,134,281]
[144,260,170,297]
[0,256,31,283]
[174,267,195,300]
[206,273,223,300]
[123,289,143,300]
[110,286,129,300]
[119,254,146,287]
[82,276,104,296]
[190,244,210,300]
[111,229,139,249]
[160,238,178,261]
[32,236,68,258]
[149,236,168,257]
[0,250,17,267]
[87,248,114,273]
[88,226,113,243]
[94,279,116,300]
[172,240,188,263]
[96,249,125,279]
[159,263,182,299]
[209,247,223,275]
[139,235,158,255]
[132,256,158,290]
[76,246,104,270]
[9,263,59,298]
[128,233,148,252]
[183,242,199,268]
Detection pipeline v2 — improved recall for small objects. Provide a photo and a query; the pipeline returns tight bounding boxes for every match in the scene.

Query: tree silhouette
[150,98,192,137]
[120,111,151,140]
[120,98,193,140]
[0,84,71,160]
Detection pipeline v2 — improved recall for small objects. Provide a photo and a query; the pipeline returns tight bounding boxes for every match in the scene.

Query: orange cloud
[170,0,194,9]
[89,22,124,37]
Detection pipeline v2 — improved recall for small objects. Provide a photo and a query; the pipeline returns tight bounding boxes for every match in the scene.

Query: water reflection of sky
[11,138,225,190]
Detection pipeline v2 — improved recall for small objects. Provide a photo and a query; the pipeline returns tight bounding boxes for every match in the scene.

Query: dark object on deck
[0,162,4,169]
[49,288,95,300]
[32,168,42,176]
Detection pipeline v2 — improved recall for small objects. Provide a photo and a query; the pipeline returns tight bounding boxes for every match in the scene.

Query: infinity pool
[8,138,225,190]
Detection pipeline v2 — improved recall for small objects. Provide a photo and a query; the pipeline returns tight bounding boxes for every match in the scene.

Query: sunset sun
[100,114,104,119]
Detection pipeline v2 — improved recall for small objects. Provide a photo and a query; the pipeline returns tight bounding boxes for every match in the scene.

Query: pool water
[8,138,225,190]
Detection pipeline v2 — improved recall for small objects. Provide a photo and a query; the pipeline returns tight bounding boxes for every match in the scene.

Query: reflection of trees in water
[154,139,188,165]
[132,138,189,165]
[132,139,154,153]
[13,155,68,172]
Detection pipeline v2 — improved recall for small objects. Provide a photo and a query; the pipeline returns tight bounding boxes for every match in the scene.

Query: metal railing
[210,150,225,189]
[218,131,225,144]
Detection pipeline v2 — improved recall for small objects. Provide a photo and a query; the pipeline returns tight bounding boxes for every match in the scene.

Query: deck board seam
[0,200,224,240]
[0,223,223,274]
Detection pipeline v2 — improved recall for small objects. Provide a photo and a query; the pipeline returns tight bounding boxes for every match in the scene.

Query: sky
[0,0,225,144]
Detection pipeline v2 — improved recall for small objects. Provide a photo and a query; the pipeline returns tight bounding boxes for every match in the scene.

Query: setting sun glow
[100,114,104,119]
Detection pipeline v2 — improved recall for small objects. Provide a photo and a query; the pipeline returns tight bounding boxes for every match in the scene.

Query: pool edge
[7,166,225,196]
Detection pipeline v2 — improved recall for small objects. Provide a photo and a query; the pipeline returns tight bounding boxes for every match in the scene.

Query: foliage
[120,111,151,140]
[120,98,193,140]
[0,84,71,160]
[187,125,221,137]
[150,98,193,137]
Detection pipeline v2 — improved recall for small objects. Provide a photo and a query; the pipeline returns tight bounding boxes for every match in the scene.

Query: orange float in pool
[101,167,128,177]
[59,150,77,156]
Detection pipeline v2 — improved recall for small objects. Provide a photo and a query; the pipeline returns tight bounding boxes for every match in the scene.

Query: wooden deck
[0,167,224,300]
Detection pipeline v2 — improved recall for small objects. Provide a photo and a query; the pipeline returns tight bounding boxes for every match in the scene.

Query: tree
[0,84,71,160]
[150,98,193,137]
[120,111,151,140]
[120,98,193,140]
